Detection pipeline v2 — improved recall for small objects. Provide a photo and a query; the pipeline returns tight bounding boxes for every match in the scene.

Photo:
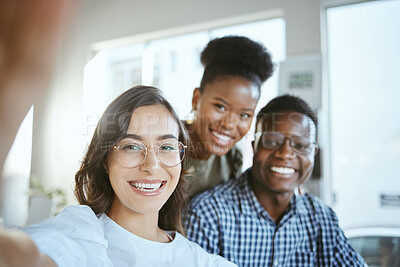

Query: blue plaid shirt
[184,169,366,267]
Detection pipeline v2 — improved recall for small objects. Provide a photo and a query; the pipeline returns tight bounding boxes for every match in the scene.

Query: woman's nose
[220,113,238,130]
[141,146,161,170]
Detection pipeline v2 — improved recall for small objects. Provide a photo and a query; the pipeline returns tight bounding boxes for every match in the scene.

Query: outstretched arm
[0,230,56,267]
[0,0,76,265]
[0,0,76,172]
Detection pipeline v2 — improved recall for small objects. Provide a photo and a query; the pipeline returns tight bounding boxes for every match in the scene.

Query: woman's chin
[207,144,232,156]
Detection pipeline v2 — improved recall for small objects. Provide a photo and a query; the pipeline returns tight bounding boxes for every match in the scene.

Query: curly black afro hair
[199,35,274,92]
[256,94,317,127]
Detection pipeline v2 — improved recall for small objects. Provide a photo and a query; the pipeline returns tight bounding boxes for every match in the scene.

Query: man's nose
[275,139,296,159]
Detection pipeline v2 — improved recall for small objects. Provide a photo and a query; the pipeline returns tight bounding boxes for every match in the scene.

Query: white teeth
[212,131,231,142]
[270,166,295,174]
[130,182,162,192]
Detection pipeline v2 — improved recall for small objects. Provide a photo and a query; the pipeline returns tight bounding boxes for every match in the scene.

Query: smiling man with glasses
[184,94,366,266]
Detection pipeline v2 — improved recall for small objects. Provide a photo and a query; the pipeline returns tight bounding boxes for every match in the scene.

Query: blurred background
[1,0,400,264]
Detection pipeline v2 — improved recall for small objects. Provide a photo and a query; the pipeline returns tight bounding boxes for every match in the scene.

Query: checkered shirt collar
[237,169,309,218]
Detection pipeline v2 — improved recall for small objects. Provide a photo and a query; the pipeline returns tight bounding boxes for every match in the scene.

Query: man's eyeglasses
[255,132,317,155]
[114,141,186,168]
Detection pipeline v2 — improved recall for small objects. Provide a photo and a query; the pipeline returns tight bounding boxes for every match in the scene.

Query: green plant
[29,176,67,212]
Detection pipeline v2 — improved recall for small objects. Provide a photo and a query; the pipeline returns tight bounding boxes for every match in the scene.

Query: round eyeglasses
[114,141,186,168]
[255,132,317,155]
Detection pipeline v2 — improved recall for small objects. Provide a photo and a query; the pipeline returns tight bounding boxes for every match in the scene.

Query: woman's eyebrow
[159,134,178,141]
[214,97,253,111]
[123,134,143,140]
[213,97,230,106]
[123,134,178,141]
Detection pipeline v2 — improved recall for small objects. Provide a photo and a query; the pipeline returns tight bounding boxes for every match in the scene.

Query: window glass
[349,236,400,267]
[327,1,400,228]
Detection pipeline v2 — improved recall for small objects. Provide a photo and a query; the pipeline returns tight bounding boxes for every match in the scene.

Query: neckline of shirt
[100,213,179,245]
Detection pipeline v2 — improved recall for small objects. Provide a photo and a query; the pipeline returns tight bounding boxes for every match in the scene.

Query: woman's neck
[106,207,170,243]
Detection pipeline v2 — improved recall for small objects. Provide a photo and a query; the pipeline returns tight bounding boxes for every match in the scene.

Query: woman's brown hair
[75,85,189,233]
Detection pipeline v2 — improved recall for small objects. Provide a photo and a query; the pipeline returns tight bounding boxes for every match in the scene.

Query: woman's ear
[192,88,201,111]
[103,160,109,174]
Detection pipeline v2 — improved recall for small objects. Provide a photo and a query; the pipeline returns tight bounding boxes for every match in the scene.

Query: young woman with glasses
[19,86,236,266]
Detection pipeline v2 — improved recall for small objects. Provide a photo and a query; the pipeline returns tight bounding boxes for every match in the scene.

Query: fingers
[0,0,79,172]
[0,0,78,76]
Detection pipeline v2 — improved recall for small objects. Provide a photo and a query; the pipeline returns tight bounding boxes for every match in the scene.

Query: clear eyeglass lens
[117,141,146,168]
[157,142,185,167]
[261,132,313,154]
[290,136,313,153]
[116,141,185,168]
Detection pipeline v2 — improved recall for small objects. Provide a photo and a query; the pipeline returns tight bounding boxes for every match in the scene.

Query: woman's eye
[214,104,226,111]
[159,144,176,152]
[122,143,143,151]
[240,113,251,119]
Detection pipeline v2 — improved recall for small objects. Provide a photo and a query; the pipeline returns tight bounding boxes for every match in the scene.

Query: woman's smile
[128,179,167,196]
[210,129,234,146]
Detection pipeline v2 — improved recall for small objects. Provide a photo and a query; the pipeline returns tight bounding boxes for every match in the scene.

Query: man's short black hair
[256,94,317,127]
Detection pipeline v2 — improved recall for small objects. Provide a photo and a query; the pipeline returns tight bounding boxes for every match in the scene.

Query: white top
[21,205,236,267]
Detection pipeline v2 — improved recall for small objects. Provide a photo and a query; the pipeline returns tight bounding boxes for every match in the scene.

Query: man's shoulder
[300,193,338,222]
[301,193,332,209]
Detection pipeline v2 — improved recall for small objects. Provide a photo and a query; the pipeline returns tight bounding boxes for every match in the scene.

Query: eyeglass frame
[113,140,187,168]
[254,131,318,155]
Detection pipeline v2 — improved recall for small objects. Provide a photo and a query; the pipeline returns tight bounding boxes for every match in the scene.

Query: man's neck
[250,178,294,225]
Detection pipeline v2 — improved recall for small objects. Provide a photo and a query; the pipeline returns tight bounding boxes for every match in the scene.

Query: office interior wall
[26,0,367,211]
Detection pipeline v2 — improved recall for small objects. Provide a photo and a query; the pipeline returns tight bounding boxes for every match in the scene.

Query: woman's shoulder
[20,205,110,266]
[43,205,99,226]
[228,145,243,163]
[23,205,106,244]
[174,233,237,266]
[225,145,243,178]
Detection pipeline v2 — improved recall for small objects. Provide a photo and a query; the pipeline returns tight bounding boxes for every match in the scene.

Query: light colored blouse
[185,146,243,197]
[21,205,237,267]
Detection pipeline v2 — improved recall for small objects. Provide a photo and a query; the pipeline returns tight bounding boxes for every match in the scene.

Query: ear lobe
[192,88,201,111]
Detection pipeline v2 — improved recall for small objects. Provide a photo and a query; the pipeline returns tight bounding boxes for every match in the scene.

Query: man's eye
[263,140,281,147]
[294,142,311,150]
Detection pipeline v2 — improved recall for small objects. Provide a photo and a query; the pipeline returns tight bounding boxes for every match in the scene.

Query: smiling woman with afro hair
[185,35,274,197]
